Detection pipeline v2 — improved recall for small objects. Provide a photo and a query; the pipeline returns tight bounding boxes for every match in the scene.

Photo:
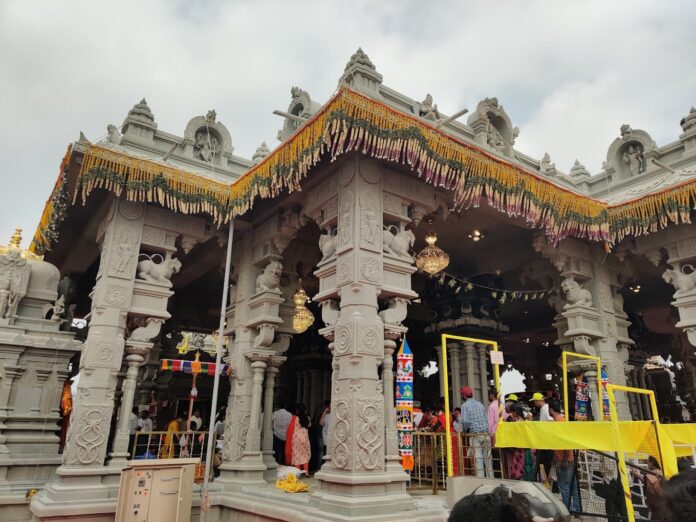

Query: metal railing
[410,431,505,493]
[130,431,213,483]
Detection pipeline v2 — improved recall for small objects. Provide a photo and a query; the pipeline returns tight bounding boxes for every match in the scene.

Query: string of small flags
[434,272,559,304]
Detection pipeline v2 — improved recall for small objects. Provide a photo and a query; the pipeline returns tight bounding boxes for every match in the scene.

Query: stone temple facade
[0,48,692,520]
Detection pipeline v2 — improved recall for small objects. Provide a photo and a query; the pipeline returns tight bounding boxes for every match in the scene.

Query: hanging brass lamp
[415,231,450,275]
[292,287,314,333]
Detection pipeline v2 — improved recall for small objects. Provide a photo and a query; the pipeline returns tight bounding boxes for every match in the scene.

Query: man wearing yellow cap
[530,392,552,422]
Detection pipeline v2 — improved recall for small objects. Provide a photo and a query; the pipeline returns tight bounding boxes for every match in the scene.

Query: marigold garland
[29,87,696,255]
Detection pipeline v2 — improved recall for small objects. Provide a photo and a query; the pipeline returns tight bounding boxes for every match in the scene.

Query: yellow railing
[439,334,502,478]
[410,431,505,493]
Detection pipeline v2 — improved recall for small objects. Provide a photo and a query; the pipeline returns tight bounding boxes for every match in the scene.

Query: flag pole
[200,220,234,518]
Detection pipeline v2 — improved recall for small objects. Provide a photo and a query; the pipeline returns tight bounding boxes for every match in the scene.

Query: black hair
[448,487,529,522]
[662,468,696,522]
[648,455,661,470]
[296,403,310,429]
[547,398,562,415]
[509,404,525,419]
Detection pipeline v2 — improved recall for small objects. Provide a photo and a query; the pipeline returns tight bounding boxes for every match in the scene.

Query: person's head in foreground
[547,399,563,419]
[661,468,696,522]
[448,486,554,522]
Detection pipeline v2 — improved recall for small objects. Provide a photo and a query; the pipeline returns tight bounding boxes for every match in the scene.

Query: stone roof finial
[344,47,375,72]
[340,47,383,95]
[569,159,591,179]
[252,142,271,165]
[681,106,696,133]
[122,98,157,135]
[9,228,22,248]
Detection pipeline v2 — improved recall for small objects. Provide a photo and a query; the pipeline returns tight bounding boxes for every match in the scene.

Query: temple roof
[30,61,696,254]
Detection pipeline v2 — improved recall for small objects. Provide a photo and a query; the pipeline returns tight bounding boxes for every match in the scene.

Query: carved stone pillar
[637,368,652,419]
[463,343,476,407]
[60,201,146,472]
[312,157,412,518]
[218,243,285,488]
[109,340,151,463]
[262,357,284,470]
[435,345,446,398]
[448,344,462,406]
[478,344,489,406]
[242,352,270,468]
[382,337,401,472]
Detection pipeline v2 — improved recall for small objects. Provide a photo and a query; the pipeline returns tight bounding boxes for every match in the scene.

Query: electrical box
[115,458,199,522]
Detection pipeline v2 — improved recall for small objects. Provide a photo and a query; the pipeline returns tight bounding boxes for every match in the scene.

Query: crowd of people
[272,400,332,475]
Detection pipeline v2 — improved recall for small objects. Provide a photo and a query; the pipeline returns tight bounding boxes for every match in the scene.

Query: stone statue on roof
[418,94,440,121]
[540,153,557,177]
[623,144,646,176]
[106,124,122,145]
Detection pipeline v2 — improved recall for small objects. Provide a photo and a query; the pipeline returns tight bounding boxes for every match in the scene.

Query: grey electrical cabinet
[115,458,199,522]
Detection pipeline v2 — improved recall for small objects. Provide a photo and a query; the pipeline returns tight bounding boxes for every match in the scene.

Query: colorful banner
[396,339,414,471]
[161,358,230,376]
[574,368,610,421]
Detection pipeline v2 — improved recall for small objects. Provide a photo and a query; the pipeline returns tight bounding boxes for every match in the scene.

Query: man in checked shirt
[459,386,493,478]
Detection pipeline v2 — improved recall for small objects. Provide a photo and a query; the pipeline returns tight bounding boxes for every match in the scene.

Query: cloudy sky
[2,0,696,247]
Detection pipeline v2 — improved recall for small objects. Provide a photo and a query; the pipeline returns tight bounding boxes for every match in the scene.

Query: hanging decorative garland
[433,271,559,304]
[29,87,696,254]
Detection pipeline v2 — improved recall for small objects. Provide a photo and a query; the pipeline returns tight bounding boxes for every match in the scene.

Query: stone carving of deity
[0,275,11,318]
[419,94,440,121]
[111,231,136,276]
[540,153,557,176]
[194,129,221,162]
[487,120,506,153]
[622,144,646,176]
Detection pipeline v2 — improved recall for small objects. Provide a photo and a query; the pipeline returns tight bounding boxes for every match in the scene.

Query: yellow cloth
[160,420,179,459]
[495,420,692,478]
[662,424,696,457]
[275,473,310,493]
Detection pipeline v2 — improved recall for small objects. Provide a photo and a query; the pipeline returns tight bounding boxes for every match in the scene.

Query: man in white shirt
[530,392,552,421]
[272,403,292,464]
[190,409,203,431]
[137,410,153,433]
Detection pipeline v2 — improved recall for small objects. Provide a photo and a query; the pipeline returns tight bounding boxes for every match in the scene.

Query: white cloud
[1,0,695,245]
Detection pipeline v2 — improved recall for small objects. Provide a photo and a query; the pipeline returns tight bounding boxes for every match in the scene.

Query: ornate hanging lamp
[415,231,450,275]
[292,287,314,334]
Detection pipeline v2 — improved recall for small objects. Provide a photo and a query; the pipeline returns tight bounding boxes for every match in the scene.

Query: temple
[0,48,695,520]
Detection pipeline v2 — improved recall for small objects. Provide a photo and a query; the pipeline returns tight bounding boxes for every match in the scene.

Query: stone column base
[28,465,122,521]
[216,455,267,489]
[312,469,414,519]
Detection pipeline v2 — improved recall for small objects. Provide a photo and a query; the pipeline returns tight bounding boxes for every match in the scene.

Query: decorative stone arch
[183,111,234,162]
[605,125,657,182]
[467,97,519,158]
[277,87,321,142]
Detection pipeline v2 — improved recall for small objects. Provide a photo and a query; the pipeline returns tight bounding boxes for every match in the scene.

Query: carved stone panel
[336,253,354,287]
[359,191,381,251]
[64,403,112,466]
[358,253,382,284]
[337,189,354,250]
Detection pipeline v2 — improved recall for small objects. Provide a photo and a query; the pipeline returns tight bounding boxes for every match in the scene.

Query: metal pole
[200,220,234,517]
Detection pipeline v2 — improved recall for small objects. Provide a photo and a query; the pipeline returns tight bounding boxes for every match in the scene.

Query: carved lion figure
[318,230,337,262]
[137,254,182,285]
[662,265,696,297]
[256,261,283,292]
[561,277,593,309]
[383,226,415,259]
